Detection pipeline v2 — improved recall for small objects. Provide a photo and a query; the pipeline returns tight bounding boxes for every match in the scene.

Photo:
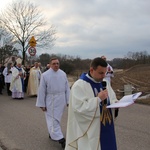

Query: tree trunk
[22,50,26,65]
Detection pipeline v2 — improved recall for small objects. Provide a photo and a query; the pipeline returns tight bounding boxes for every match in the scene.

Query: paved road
[0,91,150,150]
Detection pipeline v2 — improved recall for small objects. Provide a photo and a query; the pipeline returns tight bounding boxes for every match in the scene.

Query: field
[68,64,150,105]
[111,64,150,105]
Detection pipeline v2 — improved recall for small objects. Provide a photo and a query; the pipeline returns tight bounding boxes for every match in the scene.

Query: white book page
[119,95,134,103]
[106,92,142,108]
[106,101,134,108]
[132,92,142,101]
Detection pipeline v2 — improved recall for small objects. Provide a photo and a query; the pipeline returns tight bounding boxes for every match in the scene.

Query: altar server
[36,57,70,149]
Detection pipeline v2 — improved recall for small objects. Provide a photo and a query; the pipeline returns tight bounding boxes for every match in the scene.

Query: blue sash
[16,67,24,92]
[80,73,117,150]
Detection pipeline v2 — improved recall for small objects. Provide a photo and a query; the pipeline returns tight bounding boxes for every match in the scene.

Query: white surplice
[9,66,25,98]
[65,79,117,150]
[3,67,13,83]
[104,63,114,83]
[36,68,70,140]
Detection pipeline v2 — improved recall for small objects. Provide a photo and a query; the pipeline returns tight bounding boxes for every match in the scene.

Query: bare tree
[0,27,14,47]
[0,27,19,64]
[0,45,18,65]
[0,1,56,65]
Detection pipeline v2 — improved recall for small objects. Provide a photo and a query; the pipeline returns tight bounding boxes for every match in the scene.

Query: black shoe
[0,92,3,95]
[49,134,51,139]
[49,135,58,142]
[58,138,66,149]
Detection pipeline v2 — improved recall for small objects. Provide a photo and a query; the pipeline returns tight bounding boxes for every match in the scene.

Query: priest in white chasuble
[36,57,70,149]
[10,58,26,99]
[65,57,118,150]
[27,62,41,96]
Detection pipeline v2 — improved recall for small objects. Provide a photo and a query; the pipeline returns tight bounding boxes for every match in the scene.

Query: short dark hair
[50,57,59,63]
[90,57,107,70]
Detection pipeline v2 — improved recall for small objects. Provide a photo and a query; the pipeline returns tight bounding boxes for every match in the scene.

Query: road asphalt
[0,88,150,150]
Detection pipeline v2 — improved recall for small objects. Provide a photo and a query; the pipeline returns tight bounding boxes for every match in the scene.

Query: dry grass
[135,98,150,105]
[68,64,150,106]
[111,64,150,105]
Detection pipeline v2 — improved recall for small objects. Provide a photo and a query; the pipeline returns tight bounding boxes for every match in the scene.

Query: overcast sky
[1,0,150,60]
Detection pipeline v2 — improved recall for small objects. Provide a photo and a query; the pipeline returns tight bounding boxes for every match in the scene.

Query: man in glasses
[36,57,70,149]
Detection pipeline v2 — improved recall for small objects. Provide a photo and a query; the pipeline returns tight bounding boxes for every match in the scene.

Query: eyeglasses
[52,63,59,65]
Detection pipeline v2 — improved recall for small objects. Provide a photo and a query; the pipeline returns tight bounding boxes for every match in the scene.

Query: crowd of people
[0,58,50,98]
[0,56,118,150]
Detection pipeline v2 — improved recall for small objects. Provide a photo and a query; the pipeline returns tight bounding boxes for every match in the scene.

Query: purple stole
[80,73,117,150]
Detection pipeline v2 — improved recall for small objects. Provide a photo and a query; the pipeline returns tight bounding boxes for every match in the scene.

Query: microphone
[101,81,119,117]
[102,81,106,90]
[101,81,107,104]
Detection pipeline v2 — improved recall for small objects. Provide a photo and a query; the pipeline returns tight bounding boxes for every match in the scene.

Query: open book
[106,92,142,108]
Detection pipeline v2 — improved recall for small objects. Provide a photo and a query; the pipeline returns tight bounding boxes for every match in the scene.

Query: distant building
[4,56,22,66]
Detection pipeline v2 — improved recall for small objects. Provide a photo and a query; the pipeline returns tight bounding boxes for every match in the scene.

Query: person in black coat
[0,63,5,94]
[24,65,31,93]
